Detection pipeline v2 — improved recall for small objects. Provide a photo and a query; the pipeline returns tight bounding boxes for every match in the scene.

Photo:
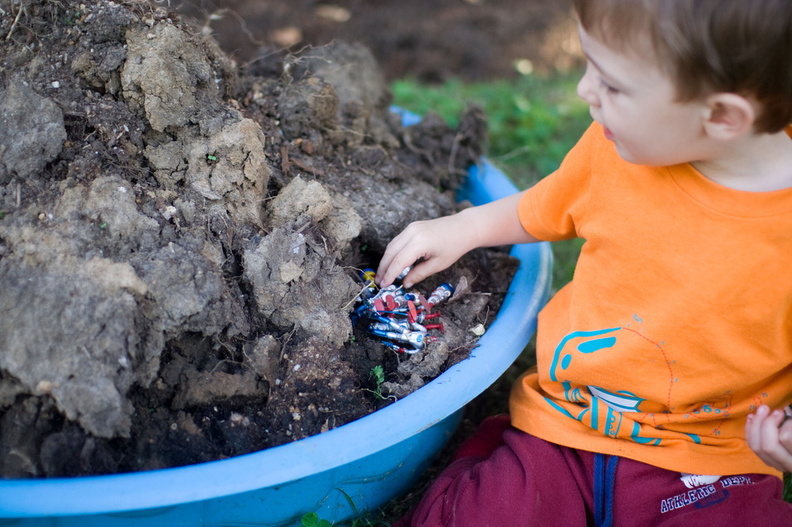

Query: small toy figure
[351,268,455,354]
[425,283,454,311]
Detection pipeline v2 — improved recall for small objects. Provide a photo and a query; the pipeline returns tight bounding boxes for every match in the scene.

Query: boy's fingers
[378,250,422,287]
[376,223,427,286]
[376,240,412,286]
[779,409,792,443]
[755,409,792,471]
[375,254,397,286]
[783,406,792,424]
[745,413,759,448]
[401,260,434,289]
[745,406,790,472]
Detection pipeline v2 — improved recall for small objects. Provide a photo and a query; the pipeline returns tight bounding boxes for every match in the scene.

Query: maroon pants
[395,420,792,527]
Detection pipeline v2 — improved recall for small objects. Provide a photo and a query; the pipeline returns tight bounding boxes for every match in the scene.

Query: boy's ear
[702,93,756,140]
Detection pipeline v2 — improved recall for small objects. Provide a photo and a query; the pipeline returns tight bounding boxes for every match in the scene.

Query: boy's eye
[600,79,619,94]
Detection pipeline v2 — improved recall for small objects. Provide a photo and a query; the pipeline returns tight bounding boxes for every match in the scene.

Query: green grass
[786,473,792,503]
[392,72,590,191]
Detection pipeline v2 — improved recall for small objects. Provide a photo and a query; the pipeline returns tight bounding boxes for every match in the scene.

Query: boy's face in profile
[575,25,710,167]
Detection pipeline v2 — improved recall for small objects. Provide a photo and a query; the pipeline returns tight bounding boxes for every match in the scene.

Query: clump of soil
[0,0,516,478]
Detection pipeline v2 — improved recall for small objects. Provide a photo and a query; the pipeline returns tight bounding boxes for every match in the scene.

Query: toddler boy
[378,1,792,525]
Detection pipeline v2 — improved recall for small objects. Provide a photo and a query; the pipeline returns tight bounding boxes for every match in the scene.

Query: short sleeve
[517,123,601,241]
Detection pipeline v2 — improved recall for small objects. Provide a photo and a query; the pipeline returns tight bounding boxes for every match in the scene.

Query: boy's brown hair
[573,0,792,133]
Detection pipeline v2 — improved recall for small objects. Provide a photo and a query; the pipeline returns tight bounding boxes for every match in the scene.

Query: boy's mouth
[592,114,615,141]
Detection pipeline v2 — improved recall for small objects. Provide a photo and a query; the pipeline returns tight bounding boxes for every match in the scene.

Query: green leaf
[370,365,385,386]
[301,512,333,527]
[301,512,319,527]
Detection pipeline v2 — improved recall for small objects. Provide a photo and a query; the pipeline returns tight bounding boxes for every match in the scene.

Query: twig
[280,144,292,175]
[5,2,24,41]
[290,157,324,176]
[279,326,296,362]
[448,130,462,177]
[206,8,267,48]
[343,283,370,311]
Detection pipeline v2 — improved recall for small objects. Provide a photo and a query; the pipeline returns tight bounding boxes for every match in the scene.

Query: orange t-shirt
[510,123,792,477]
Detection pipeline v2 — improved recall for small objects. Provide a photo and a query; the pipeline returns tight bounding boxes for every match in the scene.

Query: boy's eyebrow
[583,50,628,90]
[583,51,614,81]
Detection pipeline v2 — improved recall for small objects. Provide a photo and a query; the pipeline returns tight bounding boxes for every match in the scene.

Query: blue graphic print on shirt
[545,327,668,445]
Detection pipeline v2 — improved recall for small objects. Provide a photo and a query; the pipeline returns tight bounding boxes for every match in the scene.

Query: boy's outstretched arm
[376,191,541,288]
[746,404,792,472]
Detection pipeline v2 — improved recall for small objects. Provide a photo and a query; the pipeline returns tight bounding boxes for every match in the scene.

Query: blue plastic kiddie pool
[0,116,553,527]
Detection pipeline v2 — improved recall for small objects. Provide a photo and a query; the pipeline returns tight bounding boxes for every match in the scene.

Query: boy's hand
[376,191,538,289]
[376,213,476,289]
[745,404,792,472]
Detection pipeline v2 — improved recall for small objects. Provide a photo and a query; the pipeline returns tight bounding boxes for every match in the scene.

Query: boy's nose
[577,67,600,107]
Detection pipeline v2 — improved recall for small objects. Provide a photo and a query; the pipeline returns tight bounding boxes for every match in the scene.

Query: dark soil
[0,0,536,478]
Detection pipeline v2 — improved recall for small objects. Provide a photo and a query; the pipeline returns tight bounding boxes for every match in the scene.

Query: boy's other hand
[746,404,792,472]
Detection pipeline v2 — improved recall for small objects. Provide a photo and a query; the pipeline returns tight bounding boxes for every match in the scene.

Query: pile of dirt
[0,0,516,477]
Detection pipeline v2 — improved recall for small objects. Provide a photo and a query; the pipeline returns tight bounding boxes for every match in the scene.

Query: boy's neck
[691,128,792,192]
